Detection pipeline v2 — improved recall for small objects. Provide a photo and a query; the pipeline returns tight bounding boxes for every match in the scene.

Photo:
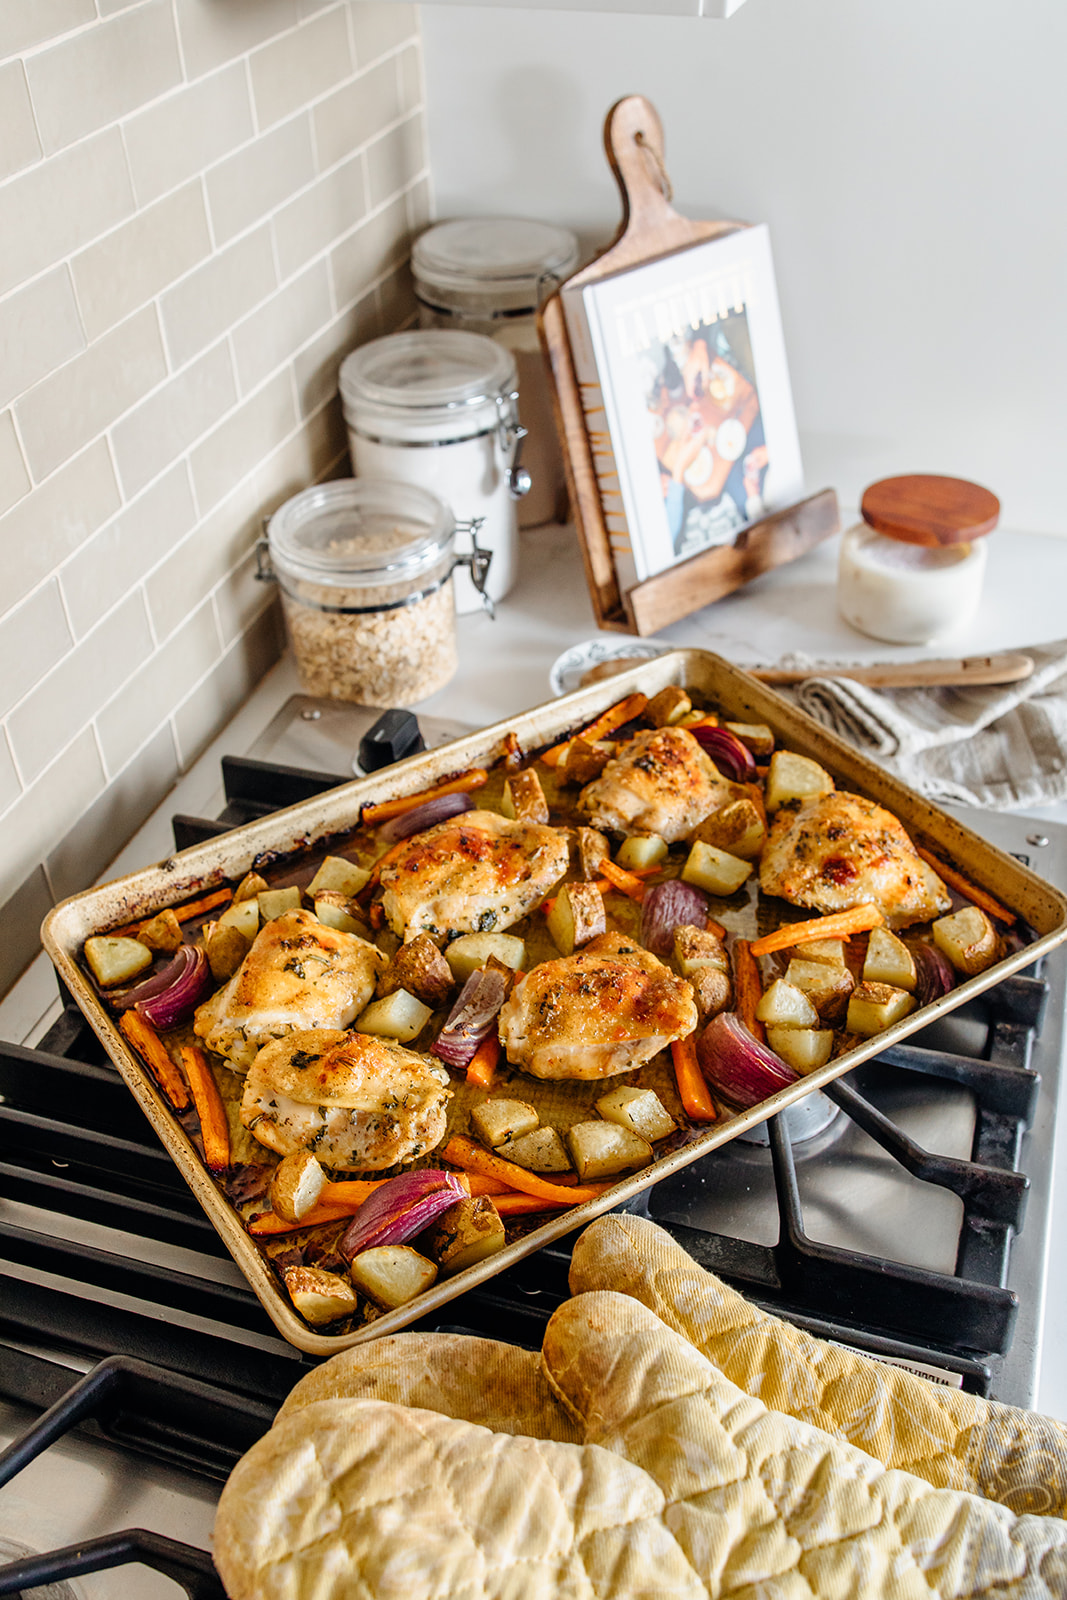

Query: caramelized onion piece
[340,1170,466,1259]
[431,967,508,1068]
[696,1011,799,1109]
[640,880,709,957]
[690,725,758,782]
[377,793,474,843]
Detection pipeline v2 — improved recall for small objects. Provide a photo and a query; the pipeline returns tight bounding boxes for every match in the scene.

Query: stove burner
[0,1540,82,1599]
[734,1089,842,1146]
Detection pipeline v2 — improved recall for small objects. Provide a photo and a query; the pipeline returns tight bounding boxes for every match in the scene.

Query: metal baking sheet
[41,650,1067,1356]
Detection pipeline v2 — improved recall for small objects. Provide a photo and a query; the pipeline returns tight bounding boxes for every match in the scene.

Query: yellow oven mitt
[569,1212,1067,1518]
[215,1285,1067,1598]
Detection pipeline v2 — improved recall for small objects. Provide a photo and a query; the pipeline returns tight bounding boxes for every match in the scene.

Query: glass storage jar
[837,473,998,645]
[260,479,490,707]
[340,330,524,615]
[412,218,579,529]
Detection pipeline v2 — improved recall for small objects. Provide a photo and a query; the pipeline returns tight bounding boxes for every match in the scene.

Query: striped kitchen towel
[775,639,1067,810]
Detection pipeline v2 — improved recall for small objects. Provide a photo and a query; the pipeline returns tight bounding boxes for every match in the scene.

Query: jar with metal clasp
[339,330,527,614]
[412,218,579,529]
[257,479,491,707]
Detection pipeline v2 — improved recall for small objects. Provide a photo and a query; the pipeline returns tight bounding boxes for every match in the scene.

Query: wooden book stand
[539,95,839,636]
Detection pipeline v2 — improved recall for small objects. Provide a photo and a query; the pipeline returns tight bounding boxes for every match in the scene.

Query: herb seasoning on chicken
[578,726,739,842]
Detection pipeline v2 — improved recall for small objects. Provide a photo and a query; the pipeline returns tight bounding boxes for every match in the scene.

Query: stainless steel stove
[2,692,1066,1595]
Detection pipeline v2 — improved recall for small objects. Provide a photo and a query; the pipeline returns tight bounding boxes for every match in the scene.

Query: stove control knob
[358,709,426,773]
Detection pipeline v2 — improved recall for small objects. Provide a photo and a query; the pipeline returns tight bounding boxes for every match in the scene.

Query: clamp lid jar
[837,473,999,645]
[339,330,524,614]
[261,479,489,707]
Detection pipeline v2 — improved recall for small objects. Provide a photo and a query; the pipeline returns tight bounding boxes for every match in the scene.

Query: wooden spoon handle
[751,652,1035,689]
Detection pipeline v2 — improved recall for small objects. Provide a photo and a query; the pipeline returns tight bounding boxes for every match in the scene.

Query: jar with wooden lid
[259,480,491,707]
[837,474,999,645]
[412,219,579,528]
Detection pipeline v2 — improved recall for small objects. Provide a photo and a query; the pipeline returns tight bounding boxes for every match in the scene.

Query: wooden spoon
[750,651,1035,690]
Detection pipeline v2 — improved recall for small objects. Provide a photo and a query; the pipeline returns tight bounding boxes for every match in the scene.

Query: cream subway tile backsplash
[6,590,155,787]
[0,0,431,984]
[110,340,238,499]
[0,729,107,909]
[160,225,277,369]
[3,440,122,612]
[60,463,198,639]
[250,5,353,131]
[273,154,367,281]
[124,63,254,208]
[25,0,181,156]
[204,114,316,249]
[232,261,334,396]
[0,412,31,517]
[71,182,212,341]
[15,307,168,481]
[0,62,42,182]
[0,267,85,411]
[0,129,133,298]
[0,583,73,722]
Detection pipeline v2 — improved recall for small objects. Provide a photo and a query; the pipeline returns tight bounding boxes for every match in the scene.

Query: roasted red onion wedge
[690,725,758,782]
[107,946,192,1011]
[640,880,709,957]
[133,946,211,1029]
[696,1011,799,1109]
[914,941,956,1007]
[377,793,475,843]
[431,967,508,1068]
[340,1170,466,1259]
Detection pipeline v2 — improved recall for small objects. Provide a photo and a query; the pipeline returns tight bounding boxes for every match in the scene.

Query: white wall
[420,0,1067,537]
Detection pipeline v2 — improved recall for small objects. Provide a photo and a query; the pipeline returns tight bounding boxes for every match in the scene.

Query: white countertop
[4,514,1067,1426]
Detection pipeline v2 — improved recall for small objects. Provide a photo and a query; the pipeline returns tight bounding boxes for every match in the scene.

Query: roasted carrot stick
[915,846,1017,926]
[540,693,649,767]
[466,1032,501,1090]
[670,1035,718,1123]
[360,769,488,828]
[542,865,657,917]
[248,1203,364,1235]
[748,902,885,957]
[113,887,234,939]
[706,915,728,939]
[119,1011,191,1112]
[443,1136,610,1205]
[597,856,649,903]
[179,1046,230,1172]
[732,938,766,1043]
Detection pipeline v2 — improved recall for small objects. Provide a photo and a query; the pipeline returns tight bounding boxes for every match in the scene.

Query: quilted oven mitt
[215,1263,1067,1597]
[570,1214,1067,1518]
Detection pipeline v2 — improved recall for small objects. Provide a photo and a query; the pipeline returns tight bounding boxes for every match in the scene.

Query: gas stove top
[2,690,1067,1595]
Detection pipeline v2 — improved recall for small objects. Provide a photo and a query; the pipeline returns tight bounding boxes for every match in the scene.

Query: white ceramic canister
[259,479,492,707]
[412,219,579,529]
[340,331,525,615]
[837,474,998,645]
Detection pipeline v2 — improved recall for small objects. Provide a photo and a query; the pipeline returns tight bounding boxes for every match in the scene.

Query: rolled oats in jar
[262,480,487,707]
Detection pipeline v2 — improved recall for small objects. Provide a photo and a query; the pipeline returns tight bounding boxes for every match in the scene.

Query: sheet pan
[41,650,1067,1356]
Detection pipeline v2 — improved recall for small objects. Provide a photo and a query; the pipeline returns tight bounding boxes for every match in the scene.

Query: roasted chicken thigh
[578,726,738,842]
[760,791,951,930]
[240,1027,450,1170]
[194,909,385,1070]
[379,810,568,940]
[498,931,697,1081]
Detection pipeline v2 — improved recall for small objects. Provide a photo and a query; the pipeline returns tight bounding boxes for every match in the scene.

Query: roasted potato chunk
[793,937,847,968]
[306,855,371,899]
[205,921,251,982]
[269,1150,327,1223]
[138,909,183,953]
[546,881,606,956]
[84,935,153,988]
[444,932,526,983]
[354,988,433,1043]
[724,721,775,758]
[690,799,766,861]
[577,826,612,882]
[557,738,613,786]
[499,1126,572,1173]
[646,686,692,726]
[350,1246,437,1308]
[283,1266,358,1324]
[218,897,261,940]
[615,833,668,872]
[313,891,370,936]
[470,1098,539,1149]
[846,980,916,1036]
[784,957,855,1023]
[755,979,820,1028]
[257,886,302,921]
[863,926,918,991]
[501,769,550,825]
[682,841,753,896]
[233,871,269,903]
[595,1086,676,1143]
[424,1197,506,1277]
[932,906,1000,976]
[566,1121,652,1182]
[377,933,454,1006]
[765,1025,834,1074]
[765,750,835,812]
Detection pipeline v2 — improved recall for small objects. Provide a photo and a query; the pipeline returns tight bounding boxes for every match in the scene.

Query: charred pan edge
[40,649,1067,1355]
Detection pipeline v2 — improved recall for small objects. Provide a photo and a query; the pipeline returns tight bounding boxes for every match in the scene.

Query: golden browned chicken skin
[760,791,951,930]
[379,810,568,941]
[498,931,698,1081]
[194,909,385,1070]
[240,1027,450,1170]
[577,726,739,842]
